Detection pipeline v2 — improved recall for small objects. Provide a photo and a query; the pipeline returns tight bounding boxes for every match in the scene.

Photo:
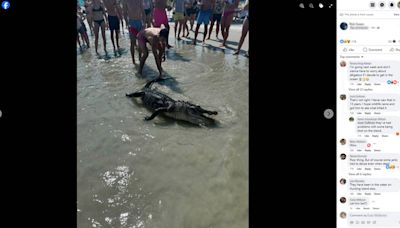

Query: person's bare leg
[139,45,143,60]
[234,18,248,55]
[185,20,190,37]
[223,25,230,46]
[182,19,186,37]
[101,23,107,54]
[174,20,178,38]
[203,24,208,44]
[207,19,214,39]
[94,23,100,54]
[116,30,120,49]
[130,38,137,65]
[193,23,201,45]
[190,15,195,30]
[139,47,148,75]
[153,49,163,78]
[148,14,153,28]
[216,20,220,39]
[77,35,82,49]
[165,23,172,48]
[220,17,226,46]
[88,18,94,36]
[111,30,116,53]
[177,20,183,40]
[222,15,234,46]
[83,32,90,48]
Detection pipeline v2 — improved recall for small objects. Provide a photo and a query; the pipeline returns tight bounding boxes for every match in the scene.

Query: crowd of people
[77,0,249,79]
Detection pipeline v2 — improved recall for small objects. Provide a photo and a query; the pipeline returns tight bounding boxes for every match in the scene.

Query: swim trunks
[153,8,168,27]
[108,15,120,31]
[173,12,184,21]
[197,10,212,25]
[211,13,222,22]
[223,9,234,17]
[129,19,143,39]
[137,30,148,47]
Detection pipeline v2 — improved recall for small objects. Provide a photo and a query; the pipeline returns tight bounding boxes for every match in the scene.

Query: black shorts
[108,15,120,31]
[185,8,196,16]
[78,26,86,34]
[211,13,222,22]
[144,8,151,15]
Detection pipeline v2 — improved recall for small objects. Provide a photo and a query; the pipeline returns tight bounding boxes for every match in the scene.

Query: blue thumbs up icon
[1,1,10,10]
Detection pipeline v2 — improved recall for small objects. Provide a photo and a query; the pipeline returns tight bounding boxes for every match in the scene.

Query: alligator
[126,79,218,126]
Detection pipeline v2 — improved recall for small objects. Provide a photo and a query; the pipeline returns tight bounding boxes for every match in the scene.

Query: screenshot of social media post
[337,0,400,227]
[77,0,248,227]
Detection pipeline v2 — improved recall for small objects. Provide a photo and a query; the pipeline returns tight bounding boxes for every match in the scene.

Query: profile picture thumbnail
[340,22,348,30]
[340,153,346,160]
[340,94,346,100]
[340,197,347,203]
[340,178,346,185]
[340,138,346,145]
[340,212,347,219]
[340,61,347,67]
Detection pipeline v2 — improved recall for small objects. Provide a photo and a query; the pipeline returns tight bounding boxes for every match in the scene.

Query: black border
[251,0,336,227]
[0,1,76,227]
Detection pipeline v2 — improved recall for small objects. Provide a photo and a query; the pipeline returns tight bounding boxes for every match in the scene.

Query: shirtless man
[220,0,239,47]
[153,0,172,48]
[116,0,125,34]
[207,0,223,39]
[104,0,122,55]
[173,0,185,40]
[77,13,91,49]
[92,0,108,55]
[193,0,214,45]
[123,0,146,65]
[184,0,196,32]
[143,0,153,28]
[136,28,169,78]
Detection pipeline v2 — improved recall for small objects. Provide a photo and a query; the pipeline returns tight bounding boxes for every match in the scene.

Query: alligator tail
[144,77,168,89]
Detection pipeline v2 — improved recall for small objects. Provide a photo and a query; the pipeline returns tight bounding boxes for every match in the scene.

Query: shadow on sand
[134,65,183,94]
